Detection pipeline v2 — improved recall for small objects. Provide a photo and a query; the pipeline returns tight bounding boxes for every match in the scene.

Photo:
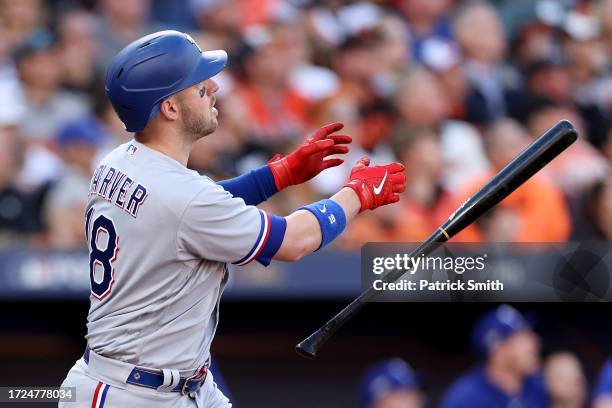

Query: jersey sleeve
[177,182,285,266]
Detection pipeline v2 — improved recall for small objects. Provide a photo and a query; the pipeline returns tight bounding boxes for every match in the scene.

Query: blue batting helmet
[105,30,227,132]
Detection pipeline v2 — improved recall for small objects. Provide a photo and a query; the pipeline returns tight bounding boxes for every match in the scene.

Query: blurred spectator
[392,68,489,193]
[594,359,612,408]
[441,305,549,408]
[56,10,101,94]
[326,28,394,151]
[421,40,470,121]
[561,10,611,147]
[94,0,156,68]
[43,118,105,248]
[370,13,412,100]
[302,1,384,58]
[571,174,612,241]
[231,22,311,148]
[359,358,425,408]
[509,58,573,123]
[511,19,564,69]
[309,27,399,197]
[0,0,44,50]
[525,59,572,106]
[189,0,244,52]
[0,126,40,242]
[388,126,455,242]
[543,351,588,408]
[14,30,88,143]
[527,105,609,196]
[597,0,612,54]
[453,1,520,125]
[396,0,455,64]
[90,78,131,151]
[0,16,21,89]
[456,119,570,242]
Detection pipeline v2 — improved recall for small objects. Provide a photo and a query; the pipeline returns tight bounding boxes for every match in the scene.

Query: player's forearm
[272,158,406,262]
[274,188,360,262]
[329,187,361,220]
[217,165,277,205]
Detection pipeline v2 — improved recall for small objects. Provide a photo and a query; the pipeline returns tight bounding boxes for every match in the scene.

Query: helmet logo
[184,33,202,53]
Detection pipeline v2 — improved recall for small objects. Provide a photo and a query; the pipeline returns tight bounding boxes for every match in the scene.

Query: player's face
[373,390,424,408]
[504,330,541,375]
[177,79,219,140]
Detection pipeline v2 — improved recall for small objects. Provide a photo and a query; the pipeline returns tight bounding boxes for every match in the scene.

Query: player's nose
[206,79,219,95]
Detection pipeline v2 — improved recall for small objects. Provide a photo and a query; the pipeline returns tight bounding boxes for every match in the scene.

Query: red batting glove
[344,157,406,212]
[268,122,352,190]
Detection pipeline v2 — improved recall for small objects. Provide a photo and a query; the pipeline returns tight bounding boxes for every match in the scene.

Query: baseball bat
[295,120,578,359]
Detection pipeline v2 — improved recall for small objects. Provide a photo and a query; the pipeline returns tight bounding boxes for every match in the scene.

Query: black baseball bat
[295,120,578,359]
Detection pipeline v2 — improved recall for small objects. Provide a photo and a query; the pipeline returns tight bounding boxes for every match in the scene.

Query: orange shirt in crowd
[393,189,461,242]
[239,0,279,29]
[453,173,571,242]
[238,84,311,142]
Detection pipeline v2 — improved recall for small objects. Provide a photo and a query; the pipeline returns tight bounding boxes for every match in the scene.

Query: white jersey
[84,140,269,371]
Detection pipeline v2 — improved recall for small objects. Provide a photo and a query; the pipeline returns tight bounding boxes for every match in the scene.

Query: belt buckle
[181,366,207,396]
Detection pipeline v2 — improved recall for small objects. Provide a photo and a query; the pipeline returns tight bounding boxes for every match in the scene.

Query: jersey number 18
[85,208,119,300]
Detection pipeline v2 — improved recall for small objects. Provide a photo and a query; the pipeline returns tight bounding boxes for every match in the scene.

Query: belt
[83,346,207,396]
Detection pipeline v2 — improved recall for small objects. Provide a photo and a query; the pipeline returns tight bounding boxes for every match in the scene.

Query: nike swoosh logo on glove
[373,171,388,195]
[320,204,327,213]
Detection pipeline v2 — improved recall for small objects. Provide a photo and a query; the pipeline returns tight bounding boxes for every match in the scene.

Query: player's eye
[199,87,206,98]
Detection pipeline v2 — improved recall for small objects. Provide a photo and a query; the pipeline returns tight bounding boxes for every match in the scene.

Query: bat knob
[295,339,317,359]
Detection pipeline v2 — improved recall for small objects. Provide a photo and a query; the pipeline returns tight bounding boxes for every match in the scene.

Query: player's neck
[135,132,192,167]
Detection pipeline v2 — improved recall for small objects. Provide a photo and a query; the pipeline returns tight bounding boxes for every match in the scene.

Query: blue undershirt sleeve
[218,165,278,206]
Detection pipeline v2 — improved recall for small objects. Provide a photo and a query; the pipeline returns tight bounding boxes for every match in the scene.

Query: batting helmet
[105,30,227,132]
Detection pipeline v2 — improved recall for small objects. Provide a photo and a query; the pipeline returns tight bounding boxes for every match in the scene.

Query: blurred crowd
[358,305,610,408]
[1,0,612,249]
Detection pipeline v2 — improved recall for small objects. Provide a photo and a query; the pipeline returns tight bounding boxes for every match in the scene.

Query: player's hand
[343,157,406,212]
[268,122,351,190]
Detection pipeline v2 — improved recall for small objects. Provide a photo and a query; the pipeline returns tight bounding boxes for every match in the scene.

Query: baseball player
[59,30,406,407]
[440,305,549,408]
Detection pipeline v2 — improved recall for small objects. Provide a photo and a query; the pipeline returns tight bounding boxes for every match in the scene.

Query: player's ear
[159,97,180,122]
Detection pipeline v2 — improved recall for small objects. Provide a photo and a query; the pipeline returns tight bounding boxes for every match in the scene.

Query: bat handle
[295,314,343,359]
[295,335,319,359]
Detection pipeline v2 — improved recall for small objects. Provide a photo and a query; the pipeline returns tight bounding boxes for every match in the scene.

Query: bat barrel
[440,120,577,237]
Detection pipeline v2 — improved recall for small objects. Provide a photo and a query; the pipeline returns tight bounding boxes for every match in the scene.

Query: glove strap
[268,158,293,190]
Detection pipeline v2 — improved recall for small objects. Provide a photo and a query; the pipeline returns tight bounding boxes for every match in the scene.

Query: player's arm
[274,157,406,262]
[217,123,350,205]
[177,157,404,267]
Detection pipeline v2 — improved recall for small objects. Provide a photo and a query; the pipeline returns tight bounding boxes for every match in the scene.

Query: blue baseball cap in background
[360,358,420,407]
[13,30,55,62]
[472,304,532,358]
[55,116,108,149]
